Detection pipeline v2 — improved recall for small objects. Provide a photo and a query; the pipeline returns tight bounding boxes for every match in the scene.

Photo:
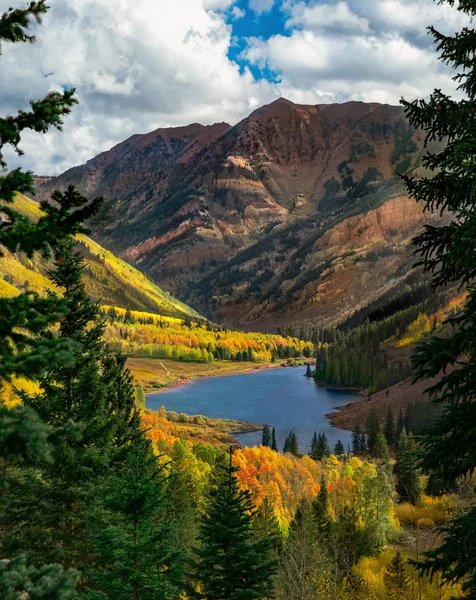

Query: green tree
[271,427,278,451]
[313,475,331,535]
[352,426,362,454]
[262,424,271,447]
[0,6,101,382]
[384,551,410,600]
[253,496,284,556]
[365,410,380,455]
[334,439,345,455]
[1,239,140,576]
[309,431,319,460]
[373,431,390,464]
[0,4,100,597]
[394,429,421,505]
[384,407,396,448]
[188,449,276,599]
[0,555,79,600]
[87,415,180,600]
[316,433,330,460]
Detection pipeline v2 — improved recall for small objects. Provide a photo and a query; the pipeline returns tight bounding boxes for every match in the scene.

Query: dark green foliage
[271,427,278,451]
[87,416,180,600]
[0,4,101,383]
[401,6,476,591]
[384,407,396,448]
[1,240,137,568]
[365,410,380,455]
[312,476,331,535]
[253,496,284,556]
[394,430,421,505]
[308,432,319,460]
[334,439,345,455]
[0,554,79,600]
[283,430,299,456]
[418,505,476,596]
[188,450,276,600]
[384,551,410,600]
[314,313,418,392]
[373,431,390,464]
[262,424,271,447]
[316,433,330,460]
[0,188,102,382]
[332,507,375,577]
[404,399,444,436]
[351,425,365,455]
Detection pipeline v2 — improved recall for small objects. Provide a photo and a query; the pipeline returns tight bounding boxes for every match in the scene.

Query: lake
[146,366,359,453]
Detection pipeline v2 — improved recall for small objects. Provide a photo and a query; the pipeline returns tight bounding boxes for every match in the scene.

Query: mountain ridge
[36,98,440,329]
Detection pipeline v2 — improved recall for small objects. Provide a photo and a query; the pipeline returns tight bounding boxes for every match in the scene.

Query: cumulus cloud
[249,0,275,15]
[0,0,277,174]
[242,0,468,105]
[286,1,370,34]
[0,0,469,175]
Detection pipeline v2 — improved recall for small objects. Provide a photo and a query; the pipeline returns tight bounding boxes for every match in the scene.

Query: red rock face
[37,98,440,329]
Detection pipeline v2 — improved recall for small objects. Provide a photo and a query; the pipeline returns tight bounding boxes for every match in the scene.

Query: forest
[101,306,314,363]
[1,1,476,600]
[312,292,466,392]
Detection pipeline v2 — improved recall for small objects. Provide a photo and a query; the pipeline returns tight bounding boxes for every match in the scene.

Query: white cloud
[0,0,279,174]
[249,0,274,15]
[0,0,470,175]
[231,5,246,19]
[287,1,370,34]
[203,0,236,10]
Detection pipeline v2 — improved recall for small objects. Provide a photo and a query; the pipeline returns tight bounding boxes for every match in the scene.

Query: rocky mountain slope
[37,98,442,329]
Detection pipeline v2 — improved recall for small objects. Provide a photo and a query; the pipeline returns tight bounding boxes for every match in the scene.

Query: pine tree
[0,6,101,383]
[2,239,139,573]
[0,555,79,600]
[283,432,291,454]
[0,5,100,595]
[271,427,278,451]
[351,426,361,455]
[289,431,299,456]
[365,410,380,455]
[394,429,421,505]
[384,407,396,448]
[188,449,276,599]
[384,551,410,600]
[396,409,405,446]
[87,413,180,600]
[262,424,271,447]
[309,431,319,460]
[373,431,390,464]
[253,496,284,555]
[334,439,345,455]
[315,433,330,460]
[359,432,368,453]
[312,475,331,535]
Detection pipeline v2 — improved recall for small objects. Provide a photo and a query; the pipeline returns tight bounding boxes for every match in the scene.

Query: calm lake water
[146,367,359,453]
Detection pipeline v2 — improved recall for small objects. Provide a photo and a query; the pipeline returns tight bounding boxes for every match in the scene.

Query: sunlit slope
[0,193,202,319]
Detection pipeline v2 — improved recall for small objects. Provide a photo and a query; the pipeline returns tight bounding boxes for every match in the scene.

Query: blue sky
[227,0,285,81]
[0,0,468,174]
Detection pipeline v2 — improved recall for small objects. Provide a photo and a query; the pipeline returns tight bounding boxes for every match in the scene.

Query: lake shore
[129,357,307,394]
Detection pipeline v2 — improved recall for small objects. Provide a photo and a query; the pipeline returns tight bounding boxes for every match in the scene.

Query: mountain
[1,193,202,320]
[37,98,442,329]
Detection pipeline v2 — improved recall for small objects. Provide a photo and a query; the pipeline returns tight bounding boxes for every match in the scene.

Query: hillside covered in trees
[2,1,476,600]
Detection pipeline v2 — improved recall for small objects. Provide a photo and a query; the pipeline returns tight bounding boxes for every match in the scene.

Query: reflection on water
[146,367,359,453]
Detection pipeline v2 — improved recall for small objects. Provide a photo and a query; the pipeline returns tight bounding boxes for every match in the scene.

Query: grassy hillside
[0,193,201,320]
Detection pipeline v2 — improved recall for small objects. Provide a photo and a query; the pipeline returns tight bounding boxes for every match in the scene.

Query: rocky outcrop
[38,98,440,329]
